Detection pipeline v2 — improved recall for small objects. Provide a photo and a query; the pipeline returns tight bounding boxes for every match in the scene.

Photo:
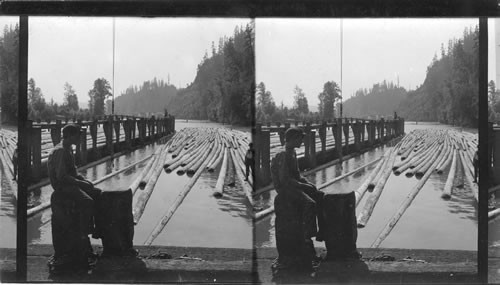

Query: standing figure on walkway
[244,142,255,182]
[47,124,101,272]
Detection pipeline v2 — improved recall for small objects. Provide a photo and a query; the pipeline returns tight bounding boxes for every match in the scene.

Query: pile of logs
[0,129,18,199]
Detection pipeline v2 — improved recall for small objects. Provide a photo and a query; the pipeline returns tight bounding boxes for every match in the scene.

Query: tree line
[113,23,255,125]
[255,26,482,128]
[256,81,342,122]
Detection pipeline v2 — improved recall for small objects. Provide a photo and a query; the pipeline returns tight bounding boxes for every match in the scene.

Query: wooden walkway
[0,245,477,283]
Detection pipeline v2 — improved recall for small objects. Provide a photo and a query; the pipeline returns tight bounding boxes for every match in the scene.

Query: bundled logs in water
[128,127,251,245]
[0,129,18,199]
[255,128,478,248]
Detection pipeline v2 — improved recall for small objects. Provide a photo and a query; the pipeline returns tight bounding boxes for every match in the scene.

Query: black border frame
[4,2,495,283]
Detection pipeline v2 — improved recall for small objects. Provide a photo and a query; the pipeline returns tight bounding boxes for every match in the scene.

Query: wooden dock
[0,245,477,283]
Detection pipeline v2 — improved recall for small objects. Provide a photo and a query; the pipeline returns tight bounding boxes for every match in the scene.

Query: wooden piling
[80,127,88,165]
[31,125,42,182]
[310,130,316,168]
[261,129,271,184]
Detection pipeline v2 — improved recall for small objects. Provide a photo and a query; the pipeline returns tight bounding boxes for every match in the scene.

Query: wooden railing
[26,115,175,182]
[253,117,405,186]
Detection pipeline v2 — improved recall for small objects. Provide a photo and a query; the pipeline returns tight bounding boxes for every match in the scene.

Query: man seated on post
[277,127,325,242]
[48,124,101,242]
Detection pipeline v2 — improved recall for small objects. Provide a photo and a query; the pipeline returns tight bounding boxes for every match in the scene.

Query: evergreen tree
[63,82,79,112]
[88,78,112,116]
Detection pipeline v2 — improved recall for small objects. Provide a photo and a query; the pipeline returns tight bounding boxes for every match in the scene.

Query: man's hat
[285,127,305,142]
[62,124,81,138]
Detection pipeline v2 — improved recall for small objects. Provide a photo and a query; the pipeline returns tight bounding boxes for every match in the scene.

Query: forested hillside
[398,26,478,126]
[341,26,478,127]
[114,23,255,125]
[0,25,19,123]
[114,78,177,115]
[343,81,406,118]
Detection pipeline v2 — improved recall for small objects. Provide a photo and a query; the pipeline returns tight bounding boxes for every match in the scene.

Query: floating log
[129,153,157,195]
[458,150,478,202]
[414,144,445,178]
[143,152,212,245]
[213,148,229,197]
[357,149,397,228]
[133,145,170,224]
[229,148,254,205]
[441,150,458,199]
[370,147,444,248]
[355,157,386,206]
[318,157,382,191]
[489,208,500,220]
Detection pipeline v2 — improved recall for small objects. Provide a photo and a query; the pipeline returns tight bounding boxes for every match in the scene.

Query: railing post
[319,122,327,154]
[90,119,98,150]
[333,118,343,159]
[104,116,114,155]
[114,117,121,144]
[80,127,88,165]
[353,120,361,152]
[51,119,62,146]
[310,130,316,168]
[368,120,374,146]
[343,119,350,152]
[304,123,311,168]
[31,125,42,182]
[26,120,33,181]
[261,129,271,185]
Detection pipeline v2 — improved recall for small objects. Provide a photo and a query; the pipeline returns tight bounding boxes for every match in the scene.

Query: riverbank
[0,245,477,283]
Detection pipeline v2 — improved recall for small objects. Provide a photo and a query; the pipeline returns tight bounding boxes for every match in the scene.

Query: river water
[1,122,477,251]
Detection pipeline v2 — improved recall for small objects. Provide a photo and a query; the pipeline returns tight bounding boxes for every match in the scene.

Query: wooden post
[90,119,98,150]
[104,116,113,155]
[333,118,343,159]
[368,120,374,146]
[51,119,62,146]
[380,119,385,142]
[343,119,350,152]
[80,127,88,165]
[140,118,146,144]
[319,122,327,154]
[124,119,132,150]
[114,117,121,144]
[361,120,366,144]
[31,125,42,182]
[261,129,271,184]
[310,130,316,168]
[304,123,311,168]
[354,120,361,152]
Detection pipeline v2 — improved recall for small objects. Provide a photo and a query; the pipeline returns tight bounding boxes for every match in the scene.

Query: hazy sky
[256,18,480,108]
[0,17,250,107]
[0,17,497,109]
